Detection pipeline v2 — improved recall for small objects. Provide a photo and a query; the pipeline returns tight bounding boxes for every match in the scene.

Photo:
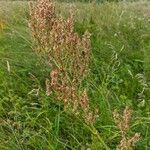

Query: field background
[0,0,150,149]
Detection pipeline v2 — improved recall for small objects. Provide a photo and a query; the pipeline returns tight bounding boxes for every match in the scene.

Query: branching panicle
[113,107,140,150]
[29,0,97,124]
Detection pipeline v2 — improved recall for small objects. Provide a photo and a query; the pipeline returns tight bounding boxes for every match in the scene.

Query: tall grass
[0,0,149,149]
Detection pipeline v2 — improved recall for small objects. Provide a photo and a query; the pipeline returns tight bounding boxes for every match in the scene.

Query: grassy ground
[0,1,150,149]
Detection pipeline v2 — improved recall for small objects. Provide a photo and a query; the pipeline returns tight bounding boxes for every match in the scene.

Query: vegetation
[0,0,150,149]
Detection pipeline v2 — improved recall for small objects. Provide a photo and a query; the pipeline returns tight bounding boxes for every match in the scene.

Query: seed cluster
[113,107,140,150]
[29,0,97,124]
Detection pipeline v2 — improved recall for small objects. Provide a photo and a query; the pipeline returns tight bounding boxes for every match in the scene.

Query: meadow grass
[0,0,150,149]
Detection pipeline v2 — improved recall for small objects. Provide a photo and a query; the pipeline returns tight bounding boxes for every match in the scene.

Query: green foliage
[0,1,150,149]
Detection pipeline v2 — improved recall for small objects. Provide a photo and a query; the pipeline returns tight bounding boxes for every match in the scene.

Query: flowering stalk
[113,106,140,150]
[29,0,98,124]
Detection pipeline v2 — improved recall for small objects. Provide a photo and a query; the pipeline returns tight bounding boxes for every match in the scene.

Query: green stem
[84,123,110,150]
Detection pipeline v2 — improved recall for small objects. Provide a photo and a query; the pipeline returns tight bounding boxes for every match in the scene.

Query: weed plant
[0,0,149,149]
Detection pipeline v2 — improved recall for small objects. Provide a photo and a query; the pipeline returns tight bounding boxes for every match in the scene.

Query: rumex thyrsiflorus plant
[113,106,140,150]
[29,0,98,124]
[28,1,141,149]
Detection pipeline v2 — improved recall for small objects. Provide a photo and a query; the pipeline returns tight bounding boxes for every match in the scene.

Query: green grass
[0,1,150,149]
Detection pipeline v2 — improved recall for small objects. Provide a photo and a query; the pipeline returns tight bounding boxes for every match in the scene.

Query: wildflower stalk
[29,0,98,124]
[113,106,141,150]
[81,122,110,150]
[90,125,110,150]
